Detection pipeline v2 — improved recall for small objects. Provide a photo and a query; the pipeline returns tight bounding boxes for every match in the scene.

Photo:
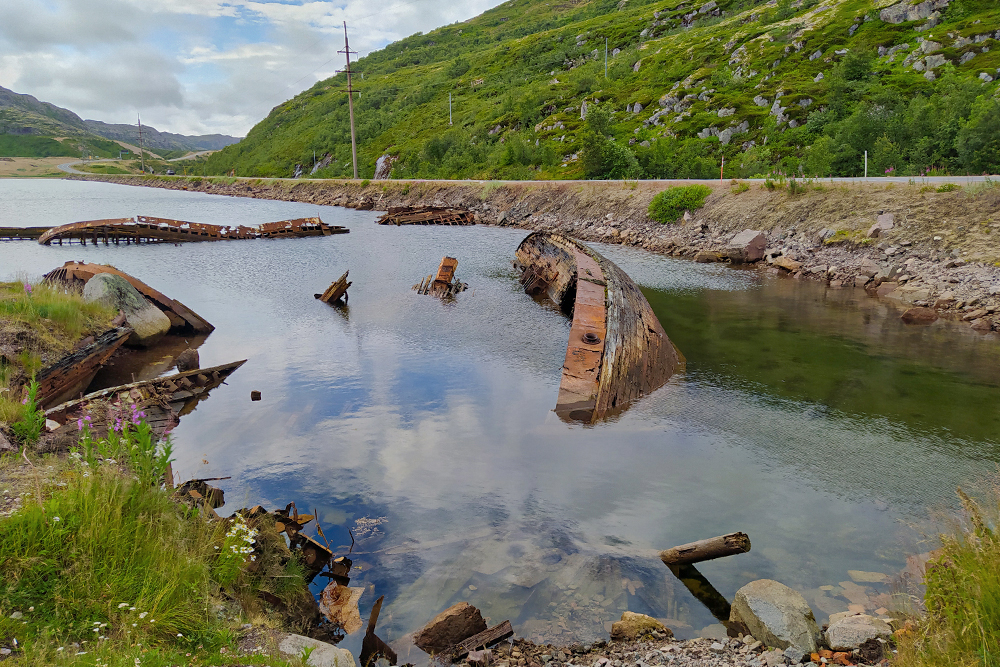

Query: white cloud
[0,0,504,137]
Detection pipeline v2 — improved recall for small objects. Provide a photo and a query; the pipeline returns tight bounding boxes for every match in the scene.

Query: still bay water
[2,179,998,657]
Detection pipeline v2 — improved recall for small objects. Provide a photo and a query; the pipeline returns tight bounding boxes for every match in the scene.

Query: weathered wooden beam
[659,532,751,567]
[450,620,514,661]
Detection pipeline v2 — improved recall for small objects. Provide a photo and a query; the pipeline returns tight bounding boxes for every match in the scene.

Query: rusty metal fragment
[376,206,474,226]
[37,215,347,245]
[414,257,468,298]
[316,271,352,304]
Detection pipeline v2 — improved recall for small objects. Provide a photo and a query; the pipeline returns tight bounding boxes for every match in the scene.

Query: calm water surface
[3,180,999,657]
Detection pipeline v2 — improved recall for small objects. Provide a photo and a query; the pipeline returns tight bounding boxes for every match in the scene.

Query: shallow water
[2,180,999,656]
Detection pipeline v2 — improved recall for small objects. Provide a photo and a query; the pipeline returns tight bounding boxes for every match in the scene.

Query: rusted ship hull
[43,262,214,334]
[37,216,347,245]
[515,231,682,423]
[36,326,133,409]
[0,226,49,241]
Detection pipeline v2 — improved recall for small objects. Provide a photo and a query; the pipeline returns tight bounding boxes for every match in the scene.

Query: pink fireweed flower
[23,283,31,295]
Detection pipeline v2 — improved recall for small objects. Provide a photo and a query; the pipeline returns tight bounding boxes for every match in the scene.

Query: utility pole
[338,21,359,180]
[449,93,453,125]
[605,38,608,78]
[137,114,145,174]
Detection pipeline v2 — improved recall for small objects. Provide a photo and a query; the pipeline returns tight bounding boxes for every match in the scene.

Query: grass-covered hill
[0,85,239,159]
[202,0,1000,181]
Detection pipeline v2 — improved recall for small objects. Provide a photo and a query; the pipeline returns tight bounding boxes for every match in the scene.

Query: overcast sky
[0,0,502,137]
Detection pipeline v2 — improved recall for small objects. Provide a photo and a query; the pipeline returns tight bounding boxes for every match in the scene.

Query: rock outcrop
[277,634,357,667]
[610,612,673,641]
[725,230,766,263]
[413,602,488,654]
[730,579,822,653]
[825,614,893,651]
[83,273,170,348]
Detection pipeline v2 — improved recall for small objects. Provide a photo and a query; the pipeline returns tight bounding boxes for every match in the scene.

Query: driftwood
[360,595,397,667]
[659,532,751,566]
[315,271,352,304]
[450,620,514,661]
[514,231,682,423]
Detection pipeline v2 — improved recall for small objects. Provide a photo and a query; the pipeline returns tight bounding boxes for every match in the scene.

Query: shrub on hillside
[647,185,712,224]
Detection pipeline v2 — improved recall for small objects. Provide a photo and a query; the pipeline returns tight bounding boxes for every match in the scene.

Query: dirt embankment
[70,174,1000,330]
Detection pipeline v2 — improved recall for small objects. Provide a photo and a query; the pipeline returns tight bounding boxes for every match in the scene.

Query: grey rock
[825,614,893,651]
[814,72,824,82]
[798,98,813,108]
[982,72,996,82]
[960,51,976,64]
[612,47,621,57]
[278,634,356,667]
[580,100,588,120]
[718,107,736,117]
[913,59,926,71]
[809,50,823,61]
[639,140,650,148]
[921,39,942,54]
[730,579,821,653]
[726,230,767,263]
[754,95,770,107]
[784,646,807,664]
[83,273,169,348]
[633,102,643,113]
[699,0,718,13]
[0,428,14,454]
[924,70,937,81]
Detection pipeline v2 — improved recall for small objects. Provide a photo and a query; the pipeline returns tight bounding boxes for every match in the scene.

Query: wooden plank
[316,271,351,304]
[660,532,751,566]
[450,620,514,661]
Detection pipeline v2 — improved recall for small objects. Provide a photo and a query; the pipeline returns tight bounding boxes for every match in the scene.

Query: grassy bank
[0,279,115,419]
[894,486,1000,667]
[0,410,311,666]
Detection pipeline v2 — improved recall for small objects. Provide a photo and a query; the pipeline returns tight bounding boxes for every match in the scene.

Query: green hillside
[203,0,1000,180]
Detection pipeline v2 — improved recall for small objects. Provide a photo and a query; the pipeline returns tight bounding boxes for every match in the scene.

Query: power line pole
[449,93,453,125]
[605,38,608,78]
[137,114,145,174]
[338,21,359,180]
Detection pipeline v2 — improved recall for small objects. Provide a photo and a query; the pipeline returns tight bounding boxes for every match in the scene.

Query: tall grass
[895,486,1000,667]
[0,280,115,342]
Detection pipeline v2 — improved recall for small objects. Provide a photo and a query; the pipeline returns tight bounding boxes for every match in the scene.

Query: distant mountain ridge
[0,85,240,152]
[83,120,240,152]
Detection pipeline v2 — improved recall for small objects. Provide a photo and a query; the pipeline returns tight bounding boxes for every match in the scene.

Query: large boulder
[277,634,356,667]
[413,602,487,654]
[83,273,170,348]
[725,230,767,263]
[826,614,892,651]
[610,611,673,641]
[730,580,821,653]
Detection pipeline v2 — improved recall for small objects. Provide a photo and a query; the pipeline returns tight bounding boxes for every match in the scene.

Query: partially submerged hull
[36,326,132,409]
[44,261,214,334]
[37,216,347,245]
[515,231,682,423]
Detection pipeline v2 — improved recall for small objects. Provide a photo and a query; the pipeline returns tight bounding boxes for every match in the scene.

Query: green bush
[937,183,961,192]
[647,185,712,224]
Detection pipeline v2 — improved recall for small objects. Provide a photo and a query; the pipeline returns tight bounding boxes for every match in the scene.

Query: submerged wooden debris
[414,256,468,297]
[360,596,397,667]
[36,215,347,245]
[514,231,682,423]
[36,326,132,409]
[44,359,247,433]
[44,261,214,334]
[315,271,352,304]
[660,532,752,566]
[377,206,475,226]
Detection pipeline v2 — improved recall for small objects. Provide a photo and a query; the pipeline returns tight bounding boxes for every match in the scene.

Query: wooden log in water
[659,532,752,566]
[514,231,682,422]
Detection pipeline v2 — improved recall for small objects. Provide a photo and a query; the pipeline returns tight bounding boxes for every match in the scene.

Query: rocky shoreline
[68,174,1000,333]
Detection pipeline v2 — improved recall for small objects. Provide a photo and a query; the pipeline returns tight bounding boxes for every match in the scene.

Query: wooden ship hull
[514,231,682,423]
[376,206,475,226]
[43,261,214,334]
[37,216,347,245]
[0,226,49,241]
[36,326,133,409]
[45,359,247,435]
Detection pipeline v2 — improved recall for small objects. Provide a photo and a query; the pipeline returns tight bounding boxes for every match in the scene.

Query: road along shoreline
[67,174,1000,332]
